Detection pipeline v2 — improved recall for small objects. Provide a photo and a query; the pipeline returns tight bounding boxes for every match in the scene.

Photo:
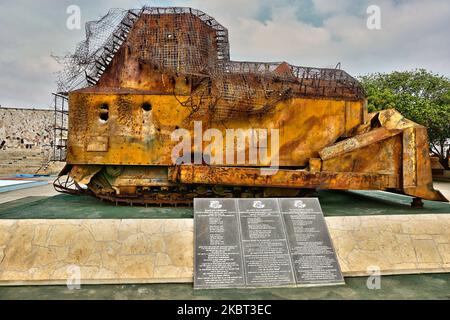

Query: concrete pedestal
[0,214,449,285]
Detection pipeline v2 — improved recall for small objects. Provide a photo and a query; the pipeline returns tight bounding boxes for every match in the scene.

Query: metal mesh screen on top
[55,6,364,120]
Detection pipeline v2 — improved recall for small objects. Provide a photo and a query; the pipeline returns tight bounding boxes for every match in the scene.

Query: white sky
[0,0,449,109]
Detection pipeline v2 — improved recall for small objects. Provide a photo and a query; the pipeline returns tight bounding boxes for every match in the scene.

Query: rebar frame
[52,93,68,161]
[55,6,365,120]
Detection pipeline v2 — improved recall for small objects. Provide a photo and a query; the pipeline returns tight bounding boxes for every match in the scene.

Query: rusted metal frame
[225,61,363,95]
[401,126,448,202]
[51,93,68,162]
[60,97,64,159]
[85,71,97,86]
[168,166,399,190]
[101,56,110,66]
[103,46,114,55]
[120,21,133,29]
[53,93,57,161]
[319,127,402,161]
[94,193,193,206]
[84,8,143,87]
[402,127,417,188]
[95,60,107,71]
[53,174,85,196]
[113,33,126,42]
[128,10,139,18]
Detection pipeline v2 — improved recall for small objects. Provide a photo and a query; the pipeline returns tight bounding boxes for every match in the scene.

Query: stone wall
[0,107,54,150]
[0,108,55,175]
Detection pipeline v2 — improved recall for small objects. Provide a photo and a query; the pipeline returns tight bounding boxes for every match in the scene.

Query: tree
[359,69,450,169]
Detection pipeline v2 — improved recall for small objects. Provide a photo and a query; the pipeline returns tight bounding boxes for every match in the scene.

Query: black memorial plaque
[280,198,344,285]
[194,199,245,289]
[194,198,344,289]
[238,199,295,287]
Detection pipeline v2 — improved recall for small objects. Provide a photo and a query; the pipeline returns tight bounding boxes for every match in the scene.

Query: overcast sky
[0,0,449,109]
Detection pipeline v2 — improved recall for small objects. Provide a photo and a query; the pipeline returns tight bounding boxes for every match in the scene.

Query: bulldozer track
[53,173,312,207]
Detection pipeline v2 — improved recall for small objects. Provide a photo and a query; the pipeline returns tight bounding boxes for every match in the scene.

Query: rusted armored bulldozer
[55,6,447,206]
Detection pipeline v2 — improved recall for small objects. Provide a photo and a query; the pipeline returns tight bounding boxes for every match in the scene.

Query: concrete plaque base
[0,214,449,285]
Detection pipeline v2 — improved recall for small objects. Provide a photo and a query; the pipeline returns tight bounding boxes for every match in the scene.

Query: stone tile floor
[0,273,449,300]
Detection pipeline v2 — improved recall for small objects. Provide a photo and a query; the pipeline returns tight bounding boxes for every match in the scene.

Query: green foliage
[359,69,450,167]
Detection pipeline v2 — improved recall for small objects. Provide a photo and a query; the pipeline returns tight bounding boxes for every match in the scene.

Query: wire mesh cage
[55,6,365,120]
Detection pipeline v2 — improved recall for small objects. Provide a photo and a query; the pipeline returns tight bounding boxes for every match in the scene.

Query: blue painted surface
[0,181,49,193]
[15,174,50,178]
